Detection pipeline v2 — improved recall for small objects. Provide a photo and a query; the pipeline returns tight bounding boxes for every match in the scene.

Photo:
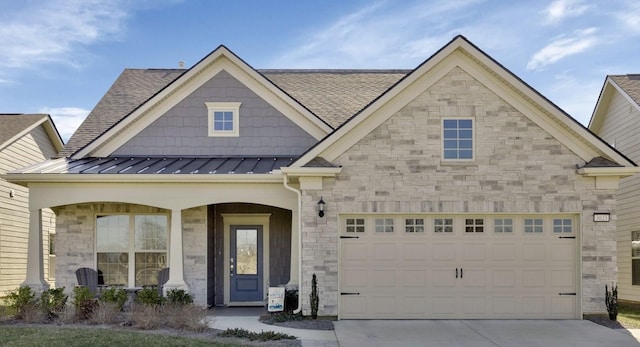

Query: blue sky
[0,0,639,142]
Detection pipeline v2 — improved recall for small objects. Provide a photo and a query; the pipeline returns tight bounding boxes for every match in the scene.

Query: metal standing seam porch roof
[16,156,295,175]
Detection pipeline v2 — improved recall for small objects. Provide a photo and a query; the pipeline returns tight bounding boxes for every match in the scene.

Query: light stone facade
[297,67,617,316]
[53,203,208,306]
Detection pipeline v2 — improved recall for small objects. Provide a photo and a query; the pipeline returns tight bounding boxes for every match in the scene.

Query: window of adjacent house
[465,218,484,232]
[524,218,543,233]
[375,218,394,233]
[443,119,473,160]
[434,218,453,233]
[405,218,424,233]
[346,218,365,233]
[553,219,572,233]
[633,231,640,285]
[96,214,168,287]
[206,102,241,137]
[494,218,513,233]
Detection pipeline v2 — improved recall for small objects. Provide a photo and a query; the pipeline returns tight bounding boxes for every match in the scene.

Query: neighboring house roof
[290,35,636,169]
[0,113,64,152]
[589,74,640,133]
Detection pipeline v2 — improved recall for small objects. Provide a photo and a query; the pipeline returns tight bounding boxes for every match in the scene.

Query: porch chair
[76,267,99,295]
[157,267,170,296]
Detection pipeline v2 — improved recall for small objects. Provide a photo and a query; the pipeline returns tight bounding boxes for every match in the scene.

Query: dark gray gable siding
[113,70,318,156]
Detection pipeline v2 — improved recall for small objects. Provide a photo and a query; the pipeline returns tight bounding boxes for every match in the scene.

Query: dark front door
[230,225,263,302]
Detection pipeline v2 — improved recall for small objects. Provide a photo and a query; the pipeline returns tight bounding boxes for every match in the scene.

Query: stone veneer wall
[53,203,208,306]
[298,67,617,316]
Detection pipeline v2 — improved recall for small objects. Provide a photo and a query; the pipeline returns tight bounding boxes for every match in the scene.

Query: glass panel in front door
[236,229,258,275]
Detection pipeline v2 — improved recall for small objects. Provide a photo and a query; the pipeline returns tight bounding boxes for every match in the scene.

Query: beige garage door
[339,215,577,319]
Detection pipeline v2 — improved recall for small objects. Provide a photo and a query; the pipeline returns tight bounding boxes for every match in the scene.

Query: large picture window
[97,214,168,287]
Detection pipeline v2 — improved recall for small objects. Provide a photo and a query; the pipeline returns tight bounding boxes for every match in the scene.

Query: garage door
[339,215,577,319]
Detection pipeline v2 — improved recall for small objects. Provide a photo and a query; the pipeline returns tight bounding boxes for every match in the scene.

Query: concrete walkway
[333,320,640,347]
[207,312,338,347]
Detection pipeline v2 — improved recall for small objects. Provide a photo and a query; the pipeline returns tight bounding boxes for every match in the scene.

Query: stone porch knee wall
[53,203,208,306]
[298,67,617,317]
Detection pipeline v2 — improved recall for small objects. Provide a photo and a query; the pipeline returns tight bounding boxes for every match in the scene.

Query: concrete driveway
[333,320,640,347]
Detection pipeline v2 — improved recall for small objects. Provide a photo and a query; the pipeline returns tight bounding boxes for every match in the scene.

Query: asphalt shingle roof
[59,68,410,157]
[610,75,640,107]
[0,114,48,149]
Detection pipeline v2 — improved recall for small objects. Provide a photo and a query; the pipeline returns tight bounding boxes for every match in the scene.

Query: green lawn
[0,326,247,347]
[617,301,640,329]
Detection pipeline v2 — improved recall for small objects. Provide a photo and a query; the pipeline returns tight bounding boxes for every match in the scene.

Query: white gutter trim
[280,167,342,176]
[3,173,284,185]
[282,173,303,314]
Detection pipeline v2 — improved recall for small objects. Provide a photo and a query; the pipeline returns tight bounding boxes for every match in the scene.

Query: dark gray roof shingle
[610,75,640,107]
[0,114,48,148]
[59,68,410,157]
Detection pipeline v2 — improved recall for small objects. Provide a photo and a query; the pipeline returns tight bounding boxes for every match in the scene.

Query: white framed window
[524,218,543,233]
[49,232,56,279]
[96,214,168,287]
[206,102,241,137]
[346,218,366,233]
[405,218,424,233]
[443,119,473,160]
[375,218,394,233]
[434,218,453,233]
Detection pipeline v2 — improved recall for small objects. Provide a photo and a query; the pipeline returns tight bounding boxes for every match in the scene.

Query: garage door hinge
[558,236,576,239]
[340,235,360,239]
[558,292,577,296]
[341,292,361,295]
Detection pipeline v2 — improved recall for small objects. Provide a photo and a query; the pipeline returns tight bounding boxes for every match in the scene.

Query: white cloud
[526,28,599,70]
[271,0,485,68]
[39,107,90,142]
[543,0,591,24]
[614,1,640,33]
[0,1,128,71]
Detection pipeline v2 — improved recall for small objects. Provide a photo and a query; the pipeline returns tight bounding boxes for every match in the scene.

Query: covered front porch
[20,181,299,307]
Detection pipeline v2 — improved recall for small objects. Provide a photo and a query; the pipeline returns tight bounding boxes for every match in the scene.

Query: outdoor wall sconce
[317,197,326,218]
[593,212,610,222]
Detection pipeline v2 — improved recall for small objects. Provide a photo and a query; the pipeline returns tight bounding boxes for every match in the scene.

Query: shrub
[135,287,163,306]
[284,286,298,313]
[40,287,67,319]
[219,328,296,341]
[606,283,618,320]
[89,302,121,325]
[164,304,207,332]
[310,274,319,319]
[166,289,193,306]
[6,286,38,320]
[131,303,163,330]
[73,286,98,320]
[100,287,128,311]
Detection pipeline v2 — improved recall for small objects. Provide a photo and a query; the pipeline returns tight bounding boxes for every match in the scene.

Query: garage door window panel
[346,218,366,233]
[375,218,394,233]
[524,218,543,233]
[494,218,513,233]
[465,218,484,233]
[553,219,572,233]
[434,218,453,233]
[405,218,424,233]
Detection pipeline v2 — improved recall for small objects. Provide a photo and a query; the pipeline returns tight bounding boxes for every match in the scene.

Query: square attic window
[206,102,241,137]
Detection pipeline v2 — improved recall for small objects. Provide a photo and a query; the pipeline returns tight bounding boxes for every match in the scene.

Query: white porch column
[164,208,188,293]
[22,208,49,291]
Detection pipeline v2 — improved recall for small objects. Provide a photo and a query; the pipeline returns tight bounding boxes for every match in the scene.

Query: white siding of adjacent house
[0,125,57,295]
[596,90,640,301]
